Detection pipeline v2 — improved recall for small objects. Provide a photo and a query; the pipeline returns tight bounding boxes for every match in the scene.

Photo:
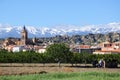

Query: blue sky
[0,0,120,27]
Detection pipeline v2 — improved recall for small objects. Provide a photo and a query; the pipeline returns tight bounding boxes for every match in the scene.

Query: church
[20,26,28,45]
[3,26,36,47]
[20,26,37,45]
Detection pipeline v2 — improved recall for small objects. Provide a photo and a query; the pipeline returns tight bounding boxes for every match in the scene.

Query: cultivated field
[0,63,120,76]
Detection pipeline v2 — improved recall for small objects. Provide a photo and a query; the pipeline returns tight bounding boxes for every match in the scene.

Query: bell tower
[21,26,28,45]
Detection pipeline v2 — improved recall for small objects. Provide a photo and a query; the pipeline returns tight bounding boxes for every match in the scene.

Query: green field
[0,72,120,80]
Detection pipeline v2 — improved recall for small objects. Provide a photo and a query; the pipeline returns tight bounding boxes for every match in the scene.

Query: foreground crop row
[0,72,120,80]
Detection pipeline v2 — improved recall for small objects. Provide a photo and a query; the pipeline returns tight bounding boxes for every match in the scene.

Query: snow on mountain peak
[0,22,120,38]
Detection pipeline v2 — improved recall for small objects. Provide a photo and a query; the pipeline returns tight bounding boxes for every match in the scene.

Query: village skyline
[0,0,120,78]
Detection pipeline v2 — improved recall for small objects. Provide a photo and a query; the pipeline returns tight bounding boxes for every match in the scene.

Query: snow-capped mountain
[0,22,120,38]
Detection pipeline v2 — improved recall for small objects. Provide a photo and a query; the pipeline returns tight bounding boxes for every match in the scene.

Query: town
[0,26,120,54]
[0,0,120,79]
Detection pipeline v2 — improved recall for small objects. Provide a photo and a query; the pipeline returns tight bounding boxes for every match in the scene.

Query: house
[12,46,24,52]
[70,44,99,54]
[34,45,46,53]
[93,41,120,54]
[4,45,15,52]
[38,48,46,53]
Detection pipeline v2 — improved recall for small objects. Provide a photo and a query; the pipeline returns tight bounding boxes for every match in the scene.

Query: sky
[0,0,120,27]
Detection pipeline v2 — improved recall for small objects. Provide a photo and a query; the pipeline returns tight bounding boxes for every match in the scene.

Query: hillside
[37,32,120,45]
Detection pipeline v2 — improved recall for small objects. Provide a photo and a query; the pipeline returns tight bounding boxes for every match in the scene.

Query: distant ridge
[0,22,120,38]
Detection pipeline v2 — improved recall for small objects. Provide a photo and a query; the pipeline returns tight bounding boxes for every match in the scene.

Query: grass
[0,72,120,80]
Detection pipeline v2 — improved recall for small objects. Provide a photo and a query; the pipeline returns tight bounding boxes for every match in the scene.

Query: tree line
[0,43,120,68]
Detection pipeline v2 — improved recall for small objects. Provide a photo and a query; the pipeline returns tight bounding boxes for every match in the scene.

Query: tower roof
[23,25,26,30]
[21,25,27,33]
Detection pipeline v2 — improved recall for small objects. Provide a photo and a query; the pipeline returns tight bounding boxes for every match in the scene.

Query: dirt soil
[0,63,120,76]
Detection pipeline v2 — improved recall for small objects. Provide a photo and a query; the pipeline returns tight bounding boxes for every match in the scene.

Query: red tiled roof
[75,45,90,49]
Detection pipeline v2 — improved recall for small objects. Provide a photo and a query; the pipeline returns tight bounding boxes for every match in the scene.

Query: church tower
[21,26,28,45]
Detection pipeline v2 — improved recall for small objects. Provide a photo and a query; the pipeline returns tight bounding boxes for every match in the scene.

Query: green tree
[46,43,70,67]
[70,53,81,66]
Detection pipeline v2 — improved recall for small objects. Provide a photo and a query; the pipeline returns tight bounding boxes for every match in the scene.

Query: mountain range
[0,22,120,38]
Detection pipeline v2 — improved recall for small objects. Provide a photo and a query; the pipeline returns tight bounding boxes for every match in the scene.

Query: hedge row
[0,50,120,67]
